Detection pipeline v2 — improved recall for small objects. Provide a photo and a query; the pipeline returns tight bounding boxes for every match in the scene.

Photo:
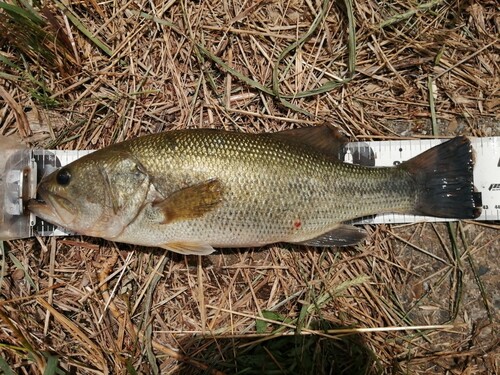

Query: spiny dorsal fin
[154,179,224,224]
[267,124,348,158]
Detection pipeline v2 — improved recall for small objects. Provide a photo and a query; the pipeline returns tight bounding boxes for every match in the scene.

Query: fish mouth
[27,186,76,227]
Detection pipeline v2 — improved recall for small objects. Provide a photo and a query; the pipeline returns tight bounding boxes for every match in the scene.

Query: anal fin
[298,224,366,247]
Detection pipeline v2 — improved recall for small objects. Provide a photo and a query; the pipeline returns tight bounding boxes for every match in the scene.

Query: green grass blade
[459,223,493,322]
[0,54,21,71]
[43,354,59,375]
[428,76,438,136]
[8,252,38,291]
[0,356,16,375]
[380,0,444,28]
[52,0,113,57]
[306,275,370,314]
[0,2,44,25]
[272,0,329,96]
[271,0,355,101]
[447,223,463,321]
[197,43,274,96]
[344,0,356,77]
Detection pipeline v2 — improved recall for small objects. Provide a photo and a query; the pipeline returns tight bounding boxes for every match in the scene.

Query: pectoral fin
[298,224,366,247]
[159,241,216,255]
[154,179,224,224]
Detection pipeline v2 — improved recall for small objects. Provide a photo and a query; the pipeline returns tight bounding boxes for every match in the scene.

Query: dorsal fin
[267,124,348,158]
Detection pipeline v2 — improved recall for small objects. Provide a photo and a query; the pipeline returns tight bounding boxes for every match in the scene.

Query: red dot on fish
[293,219,302,229]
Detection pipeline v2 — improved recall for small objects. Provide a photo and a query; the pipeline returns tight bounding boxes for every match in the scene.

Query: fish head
[28,150,151,238]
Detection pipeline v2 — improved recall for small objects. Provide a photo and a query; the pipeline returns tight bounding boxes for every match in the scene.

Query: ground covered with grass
[0,0,498,374]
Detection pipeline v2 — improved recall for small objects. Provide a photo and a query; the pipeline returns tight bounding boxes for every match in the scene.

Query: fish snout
[27,184,76,227]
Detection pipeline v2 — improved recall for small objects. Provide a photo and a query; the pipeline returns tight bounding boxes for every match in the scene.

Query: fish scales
[115,130,414,247]
[28,127,480,255]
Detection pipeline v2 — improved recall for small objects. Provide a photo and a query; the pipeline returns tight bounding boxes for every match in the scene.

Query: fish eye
[56,168,71,186]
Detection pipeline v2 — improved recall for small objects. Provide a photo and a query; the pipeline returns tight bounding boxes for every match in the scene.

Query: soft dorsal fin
[267,124,348,158]
[153,179,224,224]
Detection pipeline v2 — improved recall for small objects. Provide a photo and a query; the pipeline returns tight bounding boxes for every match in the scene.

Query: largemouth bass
[28,126,481,255]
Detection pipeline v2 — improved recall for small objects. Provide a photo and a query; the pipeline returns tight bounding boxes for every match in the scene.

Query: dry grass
[0,0,499,374]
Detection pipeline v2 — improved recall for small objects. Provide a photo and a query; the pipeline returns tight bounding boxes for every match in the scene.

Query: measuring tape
[0,136,498,240]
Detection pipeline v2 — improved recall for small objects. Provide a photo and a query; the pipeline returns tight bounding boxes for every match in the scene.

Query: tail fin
[401,136,481,219]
